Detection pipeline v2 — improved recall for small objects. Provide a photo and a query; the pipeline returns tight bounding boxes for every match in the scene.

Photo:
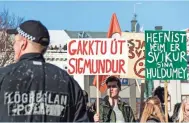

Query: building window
[181,66,189,83]
[135,79,142,86]
[78,31,91,38]
[181,95,189,100]
[136,98,141,119]
[122,98,130,104]
[89,98,96,103]
[120,78,129,85]
[160,80,170,83]
[89,98,102,103]
[89,75,95,86]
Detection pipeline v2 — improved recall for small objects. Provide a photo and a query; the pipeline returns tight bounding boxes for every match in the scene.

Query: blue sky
[0,1,189,32]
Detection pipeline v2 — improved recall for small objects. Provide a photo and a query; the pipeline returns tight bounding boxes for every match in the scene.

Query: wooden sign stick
[164,80,168,122]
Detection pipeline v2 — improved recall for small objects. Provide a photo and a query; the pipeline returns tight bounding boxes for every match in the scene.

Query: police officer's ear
[20,38,28,50]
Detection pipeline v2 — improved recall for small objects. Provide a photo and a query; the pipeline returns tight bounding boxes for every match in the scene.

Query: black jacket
[171,103,181,122]
[91,96,136,122]
[0,53,88,122]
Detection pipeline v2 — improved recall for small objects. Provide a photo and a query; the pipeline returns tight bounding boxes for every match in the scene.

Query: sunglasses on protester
[107,85,118,88]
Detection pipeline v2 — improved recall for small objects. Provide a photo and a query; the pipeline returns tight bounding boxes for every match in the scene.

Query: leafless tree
[0,8,24,67]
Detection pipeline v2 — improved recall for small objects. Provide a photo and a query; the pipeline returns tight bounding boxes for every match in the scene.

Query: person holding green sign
[153,86,173,122]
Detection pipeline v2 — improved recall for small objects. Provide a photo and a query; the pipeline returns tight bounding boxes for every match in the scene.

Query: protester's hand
[93,113,100,122]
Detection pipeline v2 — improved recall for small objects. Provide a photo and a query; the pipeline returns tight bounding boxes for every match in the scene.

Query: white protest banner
[120,32,145,79]
[67,38,128,75]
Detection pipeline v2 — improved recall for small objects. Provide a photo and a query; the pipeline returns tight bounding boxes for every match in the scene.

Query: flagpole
[96,75,99,114]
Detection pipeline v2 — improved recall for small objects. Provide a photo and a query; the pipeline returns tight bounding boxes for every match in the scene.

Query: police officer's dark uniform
[0,20,88,122]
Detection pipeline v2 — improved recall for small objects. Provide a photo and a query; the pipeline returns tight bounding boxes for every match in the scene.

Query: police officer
[0,20,88,122]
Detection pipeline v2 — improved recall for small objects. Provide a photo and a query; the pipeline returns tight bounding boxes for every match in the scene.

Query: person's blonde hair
[178,97,189,122]
[140,96,165,122]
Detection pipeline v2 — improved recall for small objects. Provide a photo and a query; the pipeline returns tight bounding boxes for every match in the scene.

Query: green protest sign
[145,31,187,80]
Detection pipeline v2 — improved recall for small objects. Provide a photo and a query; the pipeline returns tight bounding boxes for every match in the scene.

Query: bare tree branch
[0,8,24,67]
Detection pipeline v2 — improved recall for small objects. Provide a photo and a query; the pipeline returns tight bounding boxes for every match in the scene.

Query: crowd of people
[84,82,189,122]
[0,19,188,122]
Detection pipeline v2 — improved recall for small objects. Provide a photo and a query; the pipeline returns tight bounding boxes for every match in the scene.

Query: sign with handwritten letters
[145,31,187,80]
[67,38,128,75]
[187,32,189,55]
[120,32,145,79]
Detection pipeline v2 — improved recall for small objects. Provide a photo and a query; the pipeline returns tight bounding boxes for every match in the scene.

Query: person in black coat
[0,20,89,122]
